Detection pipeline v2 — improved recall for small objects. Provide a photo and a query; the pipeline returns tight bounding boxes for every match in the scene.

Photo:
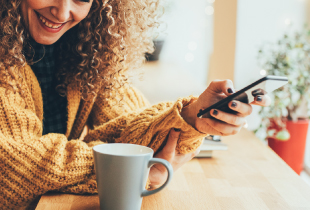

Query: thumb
[208,79,235,95]
[163,128,181,154]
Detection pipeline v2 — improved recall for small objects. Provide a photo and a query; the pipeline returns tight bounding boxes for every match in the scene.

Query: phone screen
[240,78,287,103]
[197,76,288,118]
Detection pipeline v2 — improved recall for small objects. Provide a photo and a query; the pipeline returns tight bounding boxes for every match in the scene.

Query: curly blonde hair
[0,0,160,101]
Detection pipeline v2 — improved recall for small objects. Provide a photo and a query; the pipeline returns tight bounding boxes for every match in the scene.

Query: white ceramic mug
[93,143,173,210]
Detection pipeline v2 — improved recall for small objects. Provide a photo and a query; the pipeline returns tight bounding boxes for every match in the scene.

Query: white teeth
[38,14,62,29]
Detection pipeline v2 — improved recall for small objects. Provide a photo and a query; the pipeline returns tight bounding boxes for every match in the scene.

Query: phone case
[197,76,288,118]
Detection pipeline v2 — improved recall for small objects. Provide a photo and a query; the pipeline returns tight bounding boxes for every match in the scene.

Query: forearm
[86,96,206,154]
[0,88,104,208]
[180,98,198,129]
[0,132,103,208]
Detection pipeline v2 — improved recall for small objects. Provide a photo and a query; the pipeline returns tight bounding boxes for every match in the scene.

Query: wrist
[180,99,198,128]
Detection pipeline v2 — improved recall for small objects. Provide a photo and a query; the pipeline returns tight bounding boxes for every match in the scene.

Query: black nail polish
[231,102,237,108]
[256,96,262,102]
[252,89,259,94]
[252,88,267,97]
[228,88,234,94]
[174,128,181,132]
[213,110,218,116]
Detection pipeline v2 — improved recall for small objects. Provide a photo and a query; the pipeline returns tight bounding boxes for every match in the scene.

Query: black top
[26,39,67,135]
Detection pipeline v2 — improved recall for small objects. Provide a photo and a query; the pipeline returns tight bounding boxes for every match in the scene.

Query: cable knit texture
[0,64,207,209]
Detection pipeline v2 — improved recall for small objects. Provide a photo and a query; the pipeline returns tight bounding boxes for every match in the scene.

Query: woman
[0,0,269,209]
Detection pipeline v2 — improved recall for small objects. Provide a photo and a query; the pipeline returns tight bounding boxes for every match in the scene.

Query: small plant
[255,27,310,141]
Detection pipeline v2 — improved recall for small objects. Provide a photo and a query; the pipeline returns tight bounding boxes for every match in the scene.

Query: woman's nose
[50,0,72,23]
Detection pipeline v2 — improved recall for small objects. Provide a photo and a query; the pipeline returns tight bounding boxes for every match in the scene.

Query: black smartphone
[197,75,288,118]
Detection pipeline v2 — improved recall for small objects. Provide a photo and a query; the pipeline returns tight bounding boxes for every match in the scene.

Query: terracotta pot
[268,119,309,175]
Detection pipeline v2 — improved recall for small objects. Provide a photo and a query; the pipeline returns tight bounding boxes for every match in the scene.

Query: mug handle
[141,158,173,197]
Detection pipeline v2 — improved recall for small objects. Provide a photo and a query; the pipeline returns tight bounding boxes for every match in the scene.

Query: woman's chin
[32,36,58,45]
[30,33,60,45]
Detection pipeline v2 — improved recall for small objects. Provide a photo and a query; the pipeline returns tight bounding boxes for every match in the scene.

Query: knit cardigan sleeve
[61,86,207,196]
[0,87,103,209]
[85,85,207,155]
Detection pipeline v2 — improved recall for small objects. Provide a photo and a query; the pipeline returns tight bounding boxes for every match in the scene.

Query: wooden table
[36,129,310,210]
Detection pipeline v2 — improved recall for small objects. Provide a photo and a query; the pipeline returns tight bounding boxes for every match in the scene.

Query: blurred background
[129,0,310,184]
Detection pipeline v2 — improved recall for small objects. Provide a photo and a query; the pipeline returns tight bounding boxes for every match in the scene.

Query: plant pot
[145,40,165,61]
[268,119,309,175]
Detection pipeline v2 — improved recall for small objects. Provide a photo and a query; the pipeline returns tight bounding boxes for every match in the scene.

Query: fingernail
[252,89,259,94]
[213,109,218,116]
[256,96,262,102]
[228,88,234,94]
[231,102,237,108]
[174,128,181,132]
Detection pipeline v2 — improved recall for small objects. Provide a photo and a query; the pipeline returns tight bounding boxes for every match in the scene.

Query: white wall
[234,0,308,131]
[131,0,212,105]
[159,0,213,86]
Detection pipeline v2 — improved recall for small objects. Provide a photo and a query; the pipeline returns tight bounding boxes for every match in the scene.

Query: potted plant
[256,27,310,174]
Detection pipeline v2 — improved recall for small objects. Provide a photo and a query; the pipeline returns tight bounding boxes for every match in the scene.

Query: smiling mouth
[36,12,65,29]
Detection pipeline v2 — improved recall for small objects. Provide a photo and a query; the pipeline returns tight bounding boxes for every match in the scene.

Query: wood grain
[36,129,310,210]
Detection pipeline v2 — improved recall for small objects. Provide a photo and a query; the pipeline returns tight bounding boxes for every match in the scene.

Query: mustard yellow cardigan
[0,64,206,209]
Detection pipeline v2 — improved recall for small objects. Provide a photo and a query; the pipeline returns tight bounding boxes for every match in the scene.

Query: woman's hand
[181,80,271,136]
[148,128,200,189]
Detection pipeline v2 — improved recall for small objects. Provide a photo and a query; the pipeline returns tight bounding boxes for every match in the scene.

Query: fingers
[183,149,200,159]
[196,117,242,136]
[227,100,253,116]
[208,79,235,95]
[251,95,271,107]
[210,109,247,126]
[193,149,201,157]
[196,101,250,135]
[163,128,180,155]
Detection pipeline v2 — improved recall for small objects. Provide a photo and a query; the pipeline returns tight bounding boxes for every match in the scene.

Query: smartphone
[197,75,288,118]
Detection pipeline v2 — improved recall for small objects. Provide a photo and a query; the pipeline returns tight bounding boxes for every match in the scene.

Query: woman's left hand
[148,128,200,189]
[181,79,271,136]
